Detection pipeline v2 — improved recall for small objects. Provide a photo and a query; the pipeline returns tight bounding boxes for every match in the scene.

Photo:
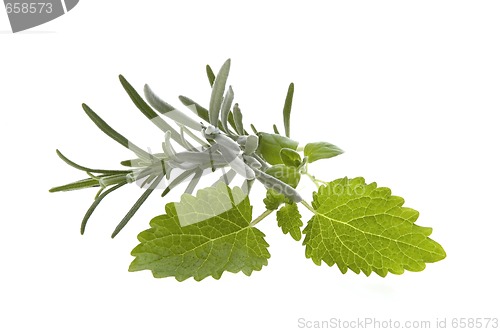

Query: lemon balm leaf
[304,142,343,163]
[257,133,299,165]
[303,177,446,276]
[129,183,270,281]
[280,148,302,168]
[277,203,303,241]
[263,189,287,210]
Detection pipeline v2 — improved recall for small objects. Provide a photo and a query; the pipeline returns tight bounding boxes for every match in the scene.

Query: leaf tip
[81,103,92,114]
[118,74,126,82]
[433,242,447,261]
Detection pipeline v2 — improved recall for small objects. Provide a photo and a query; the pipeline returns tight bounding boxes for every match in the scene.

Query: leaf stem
[300,201,316,215]
[249,209,274,227]
[305,172,321,189]
[304,171,328,188]
[301,163,328,188]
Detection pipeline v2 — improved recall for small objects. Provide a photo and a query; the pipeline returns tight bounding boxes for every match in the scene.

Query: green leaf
[111,175,163,238]
[119,75,183,144]
[232,103,244,135]
[49,178,100,193]
[81,103,152,161]
[179,96,228,133]
[129,183,270,281]
[220,86,234,133]
[119,75,158,119]
[161,169,197,197]
[178,95,210,123]
[227,111,238,133]
[209,59,231,126]
[257,133,298,165]
[304,142,343,163]
[283,83,294,138]
[143,84,175,113]
[263,189,287,210]
[303,177,446,276]
[54,149,129,175]
[244,135,259,155]
[250,124,258,135]
[144,84,175,114]
[99,173,129,187]
[81,182,127,235]
[206,64,215,87]
[265,164,301,188]
[120,153,166,168]
[277,203,303,241]
[144,85,202,131]
[280,148,302,168]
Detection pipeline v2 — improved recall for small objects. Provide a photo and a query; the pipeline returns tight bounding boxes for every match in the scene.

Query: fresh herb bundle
[50,59,446,281]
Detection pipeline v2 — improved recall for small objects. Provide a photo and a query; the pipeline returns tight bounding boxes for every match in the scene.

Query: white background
[1,1,499,331]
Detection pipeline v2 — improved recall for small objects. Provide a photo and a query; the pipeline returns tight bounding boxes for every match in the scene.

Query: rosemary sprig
[50,58,302,237]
